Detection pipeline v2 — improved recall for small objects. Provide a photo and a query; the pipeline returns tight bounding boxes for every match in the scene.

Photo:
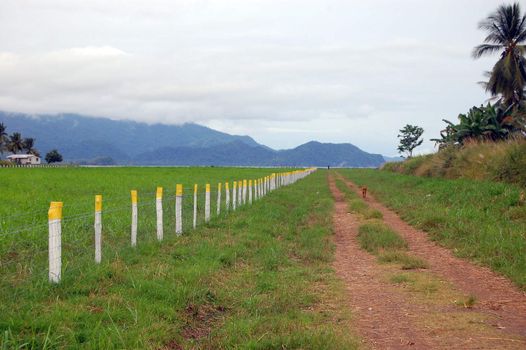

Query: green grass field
[339,169,526,289]
[0,168,359,349]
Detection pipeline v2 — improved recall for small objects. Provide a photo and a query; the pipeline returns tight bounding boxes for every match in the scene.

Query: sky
[0,0,507,155]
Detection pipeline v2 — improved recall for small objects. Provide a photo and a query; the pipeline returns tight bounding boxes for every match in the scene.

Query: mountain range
[0,111,389,167]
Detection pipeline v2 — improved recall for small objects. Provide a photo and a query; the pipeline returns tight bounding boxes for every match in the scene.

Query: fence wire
[1,170,315,290]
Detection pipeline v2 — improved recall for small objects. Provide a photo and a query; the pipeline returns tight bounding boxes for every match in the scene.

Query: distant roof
[7,154,38,159]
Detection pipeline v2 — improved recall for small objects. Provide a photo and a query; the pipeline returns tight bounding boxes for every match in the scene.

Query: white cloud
[0,0,505,154]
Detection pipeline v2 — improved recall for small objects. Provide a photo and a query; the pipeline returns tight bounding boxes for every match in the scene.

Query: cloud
[0,0,504,154]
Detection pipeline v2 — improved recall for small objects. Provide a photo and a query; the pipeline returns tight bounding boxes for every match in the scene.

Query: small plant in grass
[378,251,428,269]
[358,222,408,254]
[455,295,477,309]
[390,273,414,284]
[349,199,367,213]
[364,208,383,220]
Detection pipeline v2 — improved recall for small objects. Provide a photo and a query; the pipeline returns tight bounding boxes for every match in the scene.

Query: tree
[431,102,517,148]
[7,132,24,154]
[45,149,63,164]
[397,124,424,158]
[472,3,526,108]
[0,123,7,154]
[22,137,39,156]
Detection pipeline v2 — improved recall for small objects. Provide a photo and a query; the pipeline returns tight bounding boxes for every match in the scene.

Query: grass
[455,295,477,309]
[0,168,359,349]
[378,251,429,270]
[357,221,407,254]
[335,179,383,219]
[383,138,526,187]
[340,168,526,289]
[357,222,427,269]
[390,273,414,284]
[336,178,426,270]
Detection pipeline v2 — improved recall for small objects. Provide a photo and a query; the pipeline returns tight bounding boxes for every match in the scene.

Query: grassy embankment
[0,168,359,349]
[383,138,526,187]
[339,169,526,290]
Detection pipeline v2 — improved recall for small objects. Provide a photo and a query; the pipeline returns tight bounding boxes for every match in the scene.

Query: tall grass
[383,138,526,187]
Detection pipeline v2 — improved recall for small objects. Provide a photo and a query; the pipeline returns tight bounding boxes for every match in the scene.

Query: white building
[7,154,41,165]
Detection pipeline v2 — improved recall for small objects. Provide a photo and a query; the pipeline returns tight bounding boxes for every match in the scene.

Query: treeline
[0,122,63,164]
[0,122,39,156]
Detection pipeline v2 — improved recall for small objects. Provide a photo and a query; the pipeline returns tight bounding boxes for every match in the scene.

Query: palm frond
[472,44,503,58]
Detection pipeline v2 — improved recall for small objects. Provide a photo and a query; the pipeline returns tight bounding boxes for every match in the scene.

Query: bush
[492,141,526,187]
[383,138,526,187]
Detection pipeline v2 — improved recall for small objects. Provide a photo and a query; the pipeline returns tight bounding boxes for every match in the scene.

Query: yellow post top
[206,184,210,192]
[225,182,229,190]
[249,179,252,186]
[243,179,247,186]
[48,201,63,220]
[233,181,237,188]
[218,183,222,190]
[176,184,183,196]
[95,195,102,212]
[194,184,198,194]
[156,187,163,199]
[131,190,138,204]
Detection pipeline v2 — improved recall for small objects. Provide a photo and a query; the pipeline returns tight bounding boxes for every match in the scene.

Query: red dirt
[328,174,526,349]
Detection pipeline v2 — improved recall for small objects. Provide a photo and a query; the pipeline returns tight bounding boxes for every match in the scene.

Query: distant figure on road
[361,186,367,199]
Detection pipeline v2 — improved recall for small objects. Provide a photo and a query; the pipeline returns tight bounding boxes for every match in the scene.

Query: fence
[0,169,316,286]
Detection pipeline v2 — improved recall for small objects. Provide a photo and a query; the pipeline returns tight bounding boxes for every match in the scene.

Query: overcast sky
[0,0,507,155]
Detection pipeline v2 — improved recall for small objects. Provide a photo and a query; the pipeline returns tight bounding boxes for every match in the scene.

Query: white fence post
[193,184,198,229]
[243,180,247,205]
[94,195,102,263]
[176,184,183,235]
[48,201,62,283]
[233,181,237,210]
[249,179,253,204]
[217,183,221,216]
[238,180,242,205]
[131,190,138,247]
[205,184,211,223]
[156,187,163,241]
[225,182,230,211]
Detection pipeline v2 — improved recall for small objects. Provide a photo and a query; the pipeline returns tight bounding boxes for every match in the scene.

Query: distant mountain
[0,111,259,162]
[0,111,386,167]
[274,141,384,167]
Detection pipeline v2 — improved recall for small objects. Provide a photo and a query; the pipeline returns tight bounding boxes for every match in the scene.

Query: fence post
[176,184,183,235]
[217,183,221,216]
[238,180,242,205]
[205,184,211,223]
[243,180,247,205]
[225,182,230,211]
[48,201,63,283]
[193,184,198,229]
[233,181,237,210]
[156,187,163,241]
[94,195,102,263]
[131,190,138,247]
[249,179,253,204]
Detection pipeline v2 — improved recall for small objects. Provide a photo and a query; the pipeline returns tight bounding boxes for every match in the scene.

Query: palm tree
[7,132,24,154]
[472,3,526,107]
[0,123,7,154]
[23,137,39,156]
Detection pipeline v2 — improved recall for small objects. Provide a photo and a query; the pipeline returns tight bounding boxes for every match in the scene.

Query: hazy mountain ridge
[1,111,386,167]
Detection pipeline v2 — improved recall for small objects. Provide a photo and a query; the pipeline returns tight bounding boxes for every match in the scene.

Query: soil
[328,173,526,349]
